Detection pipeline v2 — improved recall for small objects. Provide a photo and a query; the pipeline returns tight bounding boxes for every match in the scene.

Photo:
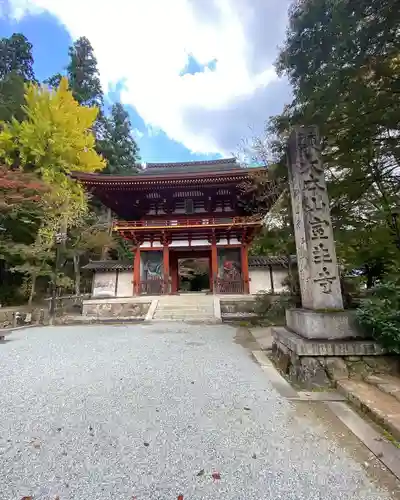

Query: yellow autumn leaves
[0,76,106,239]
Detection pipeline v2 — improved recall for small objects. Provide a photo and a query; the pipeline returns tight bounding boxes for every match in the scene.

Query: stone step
[365,375,400,404]
[158,304,213,309]
[337,379,400,441]
[159,300,214,307]
[155,313,215,319]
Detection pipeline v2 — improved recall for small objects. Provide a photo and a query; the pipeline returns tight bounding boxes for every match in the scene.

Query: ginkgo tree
[0,77,105,216]
[0,77,107,301]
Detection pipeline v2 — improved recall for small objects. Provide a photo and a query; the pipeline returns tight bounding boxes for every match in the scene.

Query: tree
[0,165,49,304]
[98,102,141,174]
[0,34,36,124]
[0,33,36,82]
[66,37,103,108]
[66,213,115,295]
[276,0,400,249]
[0,78,107,301]
[0,77,105,212]
[0,72,26,123]
[249,0,400,289]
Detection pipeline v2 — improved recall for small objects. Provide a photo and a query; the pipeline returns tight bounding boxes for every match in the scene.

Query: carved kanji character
[312,242,332,264]
[313,266,337,293]
[309,216,329,239]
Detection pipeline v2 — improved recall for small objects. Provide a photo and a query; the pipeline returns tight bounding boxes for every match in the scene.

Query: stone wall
[82,299,150,319]
[220,297,257,321]
[272,340,399,389]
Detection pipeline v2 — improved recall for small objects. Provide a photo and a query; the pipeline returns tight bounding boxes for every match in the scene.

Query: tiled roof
[249,255,297,268]
[82,260,133,271]
[142,158,240,176]
[83,256,296,272]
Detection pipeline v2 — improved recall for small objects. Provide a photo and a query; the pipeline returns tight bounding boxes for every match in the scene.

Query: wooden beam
[211,232,218,294]
[133,246,141,295]
[241,245,250,294]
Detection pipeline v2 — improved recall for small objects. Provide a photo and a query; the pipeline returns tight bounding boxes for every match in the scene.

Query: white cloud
[4,0,292,155]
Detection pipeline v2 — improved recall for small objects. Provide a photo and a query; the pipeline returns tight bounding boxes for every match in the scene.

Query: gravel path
[0,323,398,499]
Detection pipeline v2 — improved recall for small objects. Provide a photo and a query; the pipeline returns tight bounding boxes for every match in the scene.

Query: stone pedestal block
[286,308,363,340]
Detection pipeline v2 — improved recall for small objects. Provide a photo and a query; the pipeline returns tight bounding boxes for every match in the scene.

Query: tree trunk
[365,265,374,289]
[28,274,37,305]
[101,208,113,259]
[73,254,81,296]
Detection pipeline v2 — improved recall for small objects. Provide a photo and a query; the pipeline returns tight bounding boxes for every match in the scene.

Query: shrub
[254,291,295,325]
[356,281,400,353]
[281,271,302,307]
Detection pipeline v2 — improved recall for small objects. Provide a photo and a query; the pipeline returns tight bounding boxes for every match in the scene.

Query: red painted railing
[114,216,262,230]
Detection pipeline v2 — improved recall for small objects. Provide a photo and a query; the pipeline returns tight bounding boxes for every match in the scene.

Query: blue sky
[0,11,220,163]
[0,0,292,164]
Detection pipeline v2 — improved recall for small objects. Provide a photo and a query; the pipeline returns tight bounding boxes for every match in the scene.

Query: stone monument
[272,126,387,387]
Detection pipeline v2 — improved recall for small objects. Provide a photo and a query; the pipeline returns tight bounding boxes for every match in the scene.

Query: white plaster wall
[249,269,272,294]
[191,239,210,247]
[170,239,189,247]
[117,271,133,297]
[92,271,117,297]
[217,237,240,246]
[272,269,289,293]
[249,268,289,294]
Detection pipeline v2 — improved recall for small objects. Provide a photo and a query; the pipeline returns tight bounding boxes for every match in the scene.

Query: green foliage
[98,103,141,174]
[0,72,26,123]
[0,33,35,82]
[66,37,103,108]
[357,281,400,353]
[254,292,295,325]
[250,0,400,290]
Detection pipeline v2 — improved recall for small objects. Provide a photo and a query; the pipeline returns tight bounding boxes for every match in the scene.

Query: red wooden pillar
[170,253,178,293]
[241,244,250,294]
[163,244,170,294]
[133,246,141,295]
[211,236,218,294]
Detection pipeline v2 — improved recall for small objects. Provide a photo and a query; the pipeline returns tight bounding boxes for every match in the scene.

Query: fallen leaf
[177,496,184,500]
[196,469,205,476]
[21,497,32,500]
[212,472,221,481]
[31,439,41,449]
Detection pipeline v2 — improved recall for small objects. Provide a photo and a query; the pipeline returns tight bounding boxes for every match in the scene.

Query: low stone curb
[337,379,400,442]
[55,316,146,325]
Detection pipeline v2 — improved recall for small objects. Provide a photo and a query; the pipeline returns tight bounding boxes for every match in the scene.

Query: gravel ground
[0,323,398,500]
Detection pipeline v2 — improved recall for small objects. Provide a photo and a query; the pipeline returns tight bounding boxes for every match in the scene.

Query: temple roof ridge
[145,158,237,169]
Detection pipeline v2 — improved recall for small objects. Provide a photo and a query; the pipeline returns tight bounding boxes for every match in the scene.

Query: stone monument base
[271,326,398,389]
[286,309,363,340]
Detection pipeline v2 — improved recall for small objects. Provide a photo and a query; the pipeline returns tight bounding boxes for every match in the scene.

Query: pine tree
[99,102,141,174]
